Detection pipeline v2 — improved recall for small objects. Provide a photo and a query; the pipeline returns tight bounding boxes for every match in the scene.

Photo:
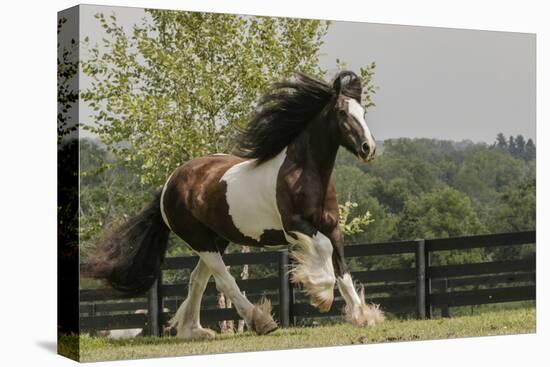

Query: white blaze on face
[346,99,376,152]
[221,149,287,241]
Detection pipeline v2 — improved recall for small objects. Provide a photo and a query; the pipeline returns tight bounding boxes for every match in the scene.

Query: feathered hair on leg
[289,233,336,312]
[344,286,385,327]
[249,296,278,335]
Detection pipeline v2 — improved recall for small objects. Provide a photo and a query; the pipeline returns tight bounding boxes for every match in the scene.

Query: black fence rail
[79,231,535,335]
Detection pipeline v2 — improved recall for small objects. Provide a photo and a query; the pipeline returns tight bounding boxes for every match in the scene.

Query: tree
[514,134,526,159]
[57,17,79,141]
[338,201,374,237]
[82,10,335,187]
[508,135,517,157]
[495,133,507,150]
[368,177,411,213]
[490,177,536,233]
[332,162,399,243]
[398,187,485,240]
[398,187,487,265]
[81,9,379,245]
[453,148,527,204]
[79,139,153,245]
[525,138,536,161]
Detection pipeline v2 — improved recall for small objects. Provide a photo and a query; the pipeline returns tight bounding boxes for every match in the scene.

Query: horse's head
[332,71,377,162]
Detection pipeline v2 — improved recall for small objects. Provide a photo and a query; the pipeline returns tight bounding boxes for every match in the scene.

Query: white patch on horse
[212,153,228,156]
[221,149,287,241]
[347,99,376,149]
[160,171,175,231]
[287,231,336,312]
[337,273,362,306]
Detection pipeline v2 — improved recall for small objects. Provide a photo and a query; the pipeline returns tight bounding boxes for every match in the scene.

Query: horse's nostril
[361,142,370,155]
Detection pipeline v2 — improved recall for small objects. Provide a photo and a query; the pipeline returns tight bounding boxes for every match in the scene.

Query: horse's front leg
[285,219,336,312]
[329,227,385,327]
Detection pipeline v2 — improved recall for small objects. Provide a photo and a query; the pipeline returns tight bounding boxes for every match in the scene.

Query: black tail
[82,191,170,295]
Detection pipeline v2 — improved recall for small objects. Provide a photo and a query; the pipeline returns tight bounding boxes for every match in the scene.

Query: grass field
[63,308,535,362]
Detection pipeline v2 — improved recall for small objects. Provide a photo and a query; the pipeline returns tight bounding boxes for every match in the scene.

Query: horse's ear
[333,71,362,101]
[333,74,343,95]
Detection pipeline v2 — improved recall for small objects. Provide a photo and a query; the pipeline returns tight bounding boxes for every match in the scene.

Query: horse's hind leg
[199,251,278,335]
[168,259,216,339]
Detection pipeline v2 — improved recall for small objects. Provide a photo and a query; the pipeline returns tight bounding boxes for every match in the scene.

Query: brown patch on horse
[163,154,286,250]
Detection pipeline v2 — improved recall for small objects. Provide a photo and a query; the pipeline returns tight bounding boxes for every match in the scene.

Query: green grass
[74,308,535,362]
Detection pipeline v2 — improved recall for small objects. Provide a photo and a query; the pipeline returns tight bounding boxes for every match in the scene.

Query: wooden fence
[79,231,535,335]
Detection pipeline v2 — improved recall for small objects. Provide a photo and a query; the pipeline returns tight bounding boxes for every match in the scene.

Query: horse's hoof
[263,323,278,335]
[346,303,385,327]
[345,288,385,327]
[250,297,278,335]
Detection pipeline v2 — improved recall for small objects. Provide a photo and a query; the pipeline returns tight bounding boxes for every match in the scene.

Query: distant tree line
[494,133,536,161]
[332,134,535,269]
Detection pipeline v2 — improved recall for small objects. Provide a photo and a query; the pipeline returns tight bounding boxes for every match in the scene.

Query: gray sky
[78,4,535,143]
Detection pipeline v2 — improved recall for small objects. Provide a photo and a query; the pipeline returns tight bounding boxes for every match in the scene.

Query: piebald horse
[85,71,384,340]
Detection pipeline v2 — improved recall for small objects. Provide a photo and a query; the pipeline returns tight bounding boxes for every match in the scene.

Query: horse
[84,70,384,340]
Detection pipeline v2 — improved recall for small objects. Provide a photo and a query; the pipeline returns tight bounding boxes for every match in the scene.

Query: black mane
[235,71,362,163]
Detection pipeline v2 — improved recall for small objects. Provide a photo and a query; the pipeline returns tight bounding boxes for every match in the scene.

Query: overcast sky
[78,5,535,143]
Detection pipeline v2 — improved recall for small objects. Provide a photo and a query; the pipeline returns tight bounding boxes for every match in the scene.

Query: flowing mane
[236,71,363,163]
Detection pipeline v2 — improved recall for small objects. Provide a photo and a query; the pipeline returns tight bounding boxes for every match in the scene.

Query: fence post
[426,250,432,319]
[147,273,162,337]
[441,278,452,318]
[415,239,427,319]
[278,249,291,327]
[90,303,97,337]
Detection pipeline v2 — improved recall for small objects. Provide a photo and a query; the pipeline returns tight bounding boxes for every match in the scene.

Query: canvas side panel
[57,5,80,362]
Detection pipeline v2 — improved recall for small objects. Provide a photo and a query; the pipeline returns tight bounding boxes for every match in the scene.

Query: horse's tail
[81,191,170,295]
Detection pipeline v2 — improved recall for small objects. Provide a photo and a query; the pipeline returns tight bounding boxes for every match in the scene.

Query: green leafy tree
[525,138,536,161]
[82,10,331,187]
[80,9,379,249]
[508,135,517,157]
[398,187,485,239]
[495,133,507,150]
[488,176,536,261]
[368,177,411,213]
[453,147,527,204]
[490,177,536,233]
[332,161,398,243]
[398,187,487,265]
[515,134,526,159]
[338,201,374,237]
[57,17,79,141]
[79,139,152,245]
